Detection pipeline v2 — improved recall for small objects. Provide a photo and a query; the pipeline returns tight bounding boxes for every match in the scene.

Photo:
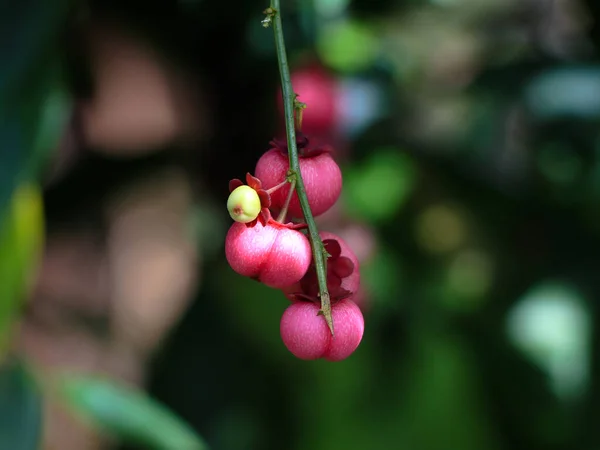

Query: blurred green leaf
[0,183,44,353]
[0,0,71,356]
[0,0,71,216]
[57,374,208,450]
[342,149,417,223]
[0,359,43,450]
[28,68,72,179]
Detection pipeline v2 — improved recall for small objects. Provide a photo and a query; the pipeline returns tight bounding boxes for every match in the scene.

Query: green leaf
[0,183,44,354]
[0,0,71,215]
[56,374,208,450]
[27,65,72,182]
[0,0,72,355]
[0,359,43,450]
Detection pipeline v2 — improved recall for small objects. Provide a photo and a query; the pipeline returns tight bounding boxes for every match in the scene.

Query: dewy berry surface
[280,299,364,361]
[255,146,342,218]
[225,218,312,289]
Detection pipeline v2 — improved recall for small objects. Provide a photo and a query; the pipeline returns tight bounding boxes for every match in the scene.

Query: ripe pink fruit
[280,299,364,361]
[255,136,342,218]
[277,64,339,135]
[283,231,360,302]
[225,218,311,289]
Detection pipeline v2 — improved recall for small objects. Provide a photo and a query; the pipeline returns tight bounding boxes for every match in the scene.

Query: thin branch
[266,1,333,335]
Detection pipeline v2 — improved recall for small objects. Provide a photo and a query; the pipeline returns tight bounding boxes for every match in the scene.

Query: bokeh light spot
[506,281,591,401]
[317,19,379,73]
[342,150,416,223]
[443,248,493,311]
[415,203,467,254]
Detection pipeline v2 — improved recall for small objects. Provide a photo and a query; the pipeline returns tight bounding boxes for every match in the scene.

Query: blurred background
[3,0,600,449]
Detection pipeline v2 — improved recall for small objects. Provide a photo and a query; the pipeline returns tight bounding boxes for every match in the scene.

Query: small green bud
[227,185,262,223]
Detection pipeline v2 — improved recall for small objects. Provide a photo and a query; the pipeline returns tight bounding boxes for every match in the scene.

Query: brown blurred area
[15,18,209,450]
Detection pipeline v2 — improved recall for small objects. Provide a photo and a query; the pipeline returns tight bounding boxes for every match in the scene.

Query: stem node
[262,7,276,27]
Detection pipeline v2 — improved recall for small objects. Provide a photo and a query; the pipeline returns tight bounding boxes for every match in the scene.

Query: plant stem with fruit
[265,1,334,335]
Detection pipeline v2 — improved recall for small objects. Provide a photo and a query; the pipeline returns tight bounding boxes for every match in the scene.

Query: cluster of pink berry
[225,134,364,361]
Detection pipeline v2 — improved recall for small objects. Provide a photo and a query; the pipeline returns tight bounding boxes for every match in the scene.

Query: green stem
[267,1,333,335]
[276,178,296,223]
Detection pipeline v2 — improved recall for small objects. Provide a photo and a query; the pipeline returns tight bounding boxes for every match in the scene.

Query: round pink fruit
[225,219,312,289]
[255,148,342,219]
[280,299,364,361]
[276,64,339,135]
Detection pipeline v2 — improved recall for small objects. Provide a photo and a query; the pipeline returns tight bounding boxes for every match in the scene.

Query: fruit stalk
[276,178,296,223]
[267,1,334,335]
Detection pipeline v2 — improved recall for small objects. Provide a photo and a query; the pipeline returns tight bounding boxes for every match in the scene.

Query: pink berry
[283,231,360,302]
[279,301,331,360]
[276,64,339,135]
[255,145,342,218]
[324,300,364,361]
[280,299,364,361]
[225,218,312,289]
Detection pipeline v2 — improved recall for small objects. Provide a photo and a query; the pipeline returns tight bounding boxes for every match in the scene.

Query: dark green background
[5,0,600,449]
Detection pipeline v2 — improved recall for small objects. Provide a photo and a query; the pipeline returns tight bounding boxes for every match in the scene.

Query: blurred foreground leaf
[0,183,44,353]
[0,359,43,450]
[57,374,208,450]
[0,0,71,356]
[0,0,71,215]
